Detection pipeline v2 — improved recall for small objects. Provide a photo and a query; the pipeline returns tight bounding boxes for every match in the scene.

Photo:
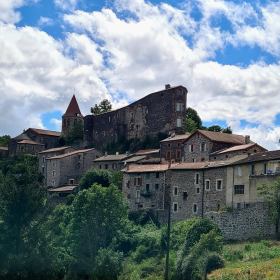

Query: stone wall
[160,140,184,163]
[84,85,187,147]
[94,160,124,172]
[205,203,276,240]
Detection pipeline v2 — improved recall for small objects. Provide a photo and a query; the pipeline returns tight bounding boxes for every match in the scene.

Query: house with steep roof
[8,128,61,157]
[62,95,83,135]
[46,148,103,187]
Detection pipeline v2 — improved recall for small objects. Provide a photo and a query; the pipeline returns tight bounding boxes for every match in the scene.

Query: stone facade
[84,85,187,147]
[94,153,131,172]
[160,134,190,164]
[46,148,103,187]
[205,203,276,240]
[39,146,77,185]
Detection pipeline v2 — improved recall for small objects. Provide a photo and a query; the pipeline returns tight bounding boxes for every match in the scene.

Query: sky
[0,0,280,150]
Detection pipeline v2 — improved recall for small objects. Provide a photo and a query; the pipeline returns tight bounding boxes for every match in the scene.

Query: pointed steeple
[62,95,83,118]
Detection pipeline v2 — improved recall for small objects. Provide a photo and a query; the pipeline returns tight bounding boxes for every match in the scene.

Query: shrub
[66,194,75,205]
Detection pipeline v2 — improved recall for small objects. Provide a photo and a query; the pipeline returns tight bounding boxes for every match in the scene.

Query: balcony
[140,190,152,197]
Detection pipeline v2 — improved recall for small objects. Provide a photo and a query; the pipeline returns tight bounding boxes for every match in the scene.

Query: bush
[66,194,75,205]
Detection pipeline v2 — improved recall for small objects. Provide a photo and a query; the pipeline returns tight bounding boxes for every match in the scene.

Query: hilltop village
[2,84,280,240]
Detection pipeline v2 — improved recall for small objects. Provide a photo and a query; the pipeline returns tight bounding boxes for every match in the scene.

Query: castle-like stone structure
[83,84,187,147]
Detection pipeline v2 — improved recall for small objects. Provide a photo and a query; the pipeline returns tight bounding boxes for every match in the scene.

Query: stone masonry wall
[84,86,187,147]
[205,203,276,240]
[161,140,184,163]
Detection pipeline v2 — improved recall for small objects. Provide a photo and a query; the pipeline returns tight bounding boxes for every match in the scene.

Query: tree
[0,135,10,147]
[110,171,123,190]
[258,177,280,237]
[186,108,202,129]
[91,99,112,115]
[65,120,83,144]
[208,125,222,132]
[222,126,233,134]
[185,118,197,133]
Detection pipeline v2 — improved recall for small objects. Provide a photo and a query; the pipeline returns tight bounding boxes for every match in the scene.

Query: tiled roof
[62,95,83,118]
[39,146,76,154]
[47,148,96,159]
[17,140,44,145]
[28,128,61,137]
[48,186,77,192]
[182,130,254,145]
[13,133,32,141]
[210,143,267,155]
[0,147,8,151]
[94,154,130,161]
[134,149,160,155]
[138,157,161,164]
[232,150,280,165]
[160,134,191,142]
[122,164,178,173]
[123,155,146,163]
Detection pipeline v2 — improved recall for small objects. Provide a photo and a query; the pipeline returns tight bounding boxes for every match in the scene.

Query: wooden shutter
[140,178,142,186]
[134,178,136,185]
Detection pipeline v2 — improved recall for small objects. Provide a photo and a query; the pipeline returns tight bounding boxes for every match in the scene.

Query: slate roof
[232,150,280,165]
[62,95,83,118]
[94,154,130,161]
[122,164,178,173]
[17,140,44,145]
[47,148,96,159]
[39,146,75,154]
[13,133,32,141]
[138,157,161,164]
[123,155,146,163]
[182,130,254,145]
[160,134,191,142]
[134,149,160,155]
[210,143,267,155]
[28,128,61,137]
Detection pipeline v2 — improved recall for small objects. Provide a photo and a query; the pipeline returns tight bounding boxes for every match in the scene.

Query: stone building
[83,84,187,147]
[39,146,77,185]
[182,130,262,163]
[8,128,61,157]
[62,95,84,135]
[160,134,190,164]
[93,153,131,172]
[122,164,174,223]
[46,148,103,187]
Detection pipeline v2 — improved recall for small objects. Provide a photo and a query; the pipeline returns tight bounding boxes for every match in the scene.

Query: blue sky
[1,0,280,149]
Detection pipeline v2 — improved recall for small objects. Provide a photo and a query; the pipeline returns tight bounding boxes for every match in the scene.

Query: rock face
[205,203,276,240]
[83,85,187,147]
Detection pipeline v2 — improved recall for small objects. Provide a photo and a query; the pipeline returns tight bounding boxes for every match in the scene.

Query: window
[196,187,200,194]
[176,118,182,127]
[200,143,206,152]
[131,124,134,130]
[177,90,182,95]
[52,180,55,186]
[263,163,267,175]
[234,185,244,194]
[176,102,182,112]
[155,184,159,190]
[205,180,210,190]
[166,150,171,159]
[173,203,178,212]
[136,190,140,202]
[236,166,242,177]
[52,171,55,177]
[195,173,199,184]
[177,142,181,147]
[108,116,111,122]
[146,173,150,179]
[146,184,150,192]
[135,177,142,186]
[53,162,56,168]
[42,167,44,173]
[174,187,178,196]
[225,155,228,159]
[156,172,159,178]
[176,150,181,159]
[69,179,74,185]
[131,113,134,119]
[32,147,35,152]
[145,108,148,114]
[151,203,155,207]
[216,180,222,190]
[99,164,102,169]
[183,192,188,199]
[200,158,205,162]
[250,165,255,175]
[127,181,130,188]
[193,204,197,213]
[105,164,108,169]
[189,144,195,152]
[168,143,171,147]
[77,163,80,169]
[253,149,257,153]
[191,158,196,162]
[43,156,45,163]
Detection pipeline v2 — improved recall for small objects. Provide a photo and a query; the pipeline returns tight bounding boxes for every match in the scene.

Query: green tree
[258,177,280,237]
[91,104,101,115]
[222,126,233,134]
[0,135,10,147]
[78,168,112,190]
[65,120,83,144]
[99,99,112,113]
[208,125,222,132]
[110,171,123,190]
[186,108,202,129]
[185,118,197,133]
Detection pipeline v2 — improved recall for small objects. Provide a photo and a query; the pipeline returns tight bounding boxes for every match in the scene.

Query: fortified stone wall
[84,85,187,147]
[205,203,276,240]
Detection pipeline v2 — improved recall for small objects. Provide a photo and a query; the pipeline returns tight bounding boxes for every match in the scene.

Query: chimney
[116,152,119,155]
[168,160,171,169]
[247,152,251,161]
[23,129,25,133]
[165,84,170,89]
[126,151,129,156]
[105,151,108,157]
[245,135,250,144]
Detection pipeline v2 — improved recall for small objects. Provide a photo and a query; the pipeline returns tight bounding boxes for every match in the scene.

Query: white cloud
[50,118,62,131]
[38,16,54,26]
[54,0,81,11]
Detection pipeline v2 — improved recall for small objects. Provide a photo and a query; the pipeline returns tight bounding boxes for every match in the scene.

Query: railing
[250,171,280,176]
[140,190,152,197]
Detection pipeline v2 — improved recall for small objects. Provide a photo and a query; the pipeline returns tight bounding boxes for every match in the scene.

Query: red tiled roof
[0,147,8,151]
[39,146,76,154]
[47,148,96,159]
[182,130,254,145]
[28,128,61,137]
[17,140,44,145]
[122,164,178,173]
[160,134,191,142]
[62,95,83,118]
[134,149,160,155]
[210,143,267,155]
[48,186,77,192]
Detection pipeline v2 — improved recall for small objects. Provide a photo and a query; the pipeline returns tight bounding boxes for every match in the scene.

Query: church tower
[62,95,83,135]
